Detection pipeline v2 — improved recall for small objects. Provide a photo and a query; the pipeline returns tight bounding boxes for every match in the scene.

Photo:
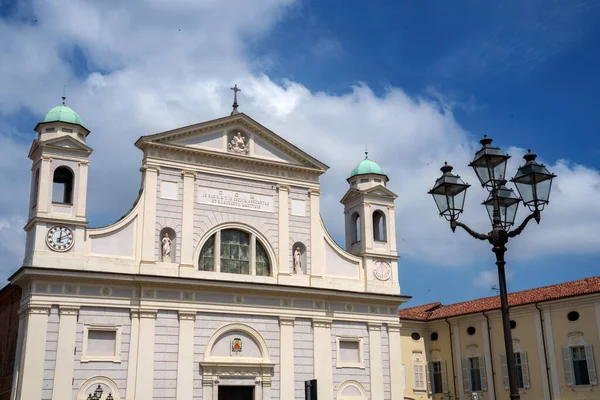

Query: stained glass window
[220,229,250,274]
[199,234,215,271]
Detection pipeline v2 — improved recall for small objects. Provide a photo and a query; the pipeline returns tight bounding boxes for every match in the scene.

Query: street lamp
[86,384,114,400]
[428,135,556,400]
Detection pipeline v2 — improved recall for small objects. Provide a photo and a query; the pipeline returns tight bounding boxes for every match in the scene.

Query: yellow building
[399,276,600,400]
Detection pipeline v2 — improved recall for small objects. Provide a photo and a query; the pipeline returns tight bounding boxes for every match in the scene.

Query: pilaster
[16,305,51,400]
[362,202,372,250]
[309,189,324,277]
[76,161,88,218]
[180,171,195,267]
[312,318,333,399]
[141,166,159,263]
[543,310,561,400]
[9,313,25,400]
[134,309,157,399]
[177,311,196,400]
[37,157,51,214]
[452,322,464,395]
[277,185,290,274]
[481,318,495,400]
[387,324,403,400]
[388,205,397,255]
[126,310,141,400]
[279,317,295,399]
[368,323,384,400]
[51,306,79,400]
[534,311,551,400]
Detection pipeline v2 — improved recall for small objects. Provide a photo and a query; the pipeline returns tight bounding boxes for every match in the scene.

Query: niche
[292,242,307,275]
[159,227,177,263]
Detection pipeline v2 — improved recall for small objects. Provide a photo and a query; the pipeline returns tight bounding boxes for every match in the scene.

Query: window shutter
[479,355,488,391]
[427,363,432,394]
[500,353,509,390]
[522,352,531,389]
[462,357,470,392]
[442,360,449,393]
[412,363,419,389]
[562,347,574,387]
[585,344,597,385]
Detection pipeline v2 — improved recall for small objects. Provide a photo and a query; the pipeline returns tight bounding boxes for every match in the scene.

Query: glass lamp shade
[94,385,103,399]
[428,162,470,221]
[483,182,520,229]
[511,150,557,211]
[469,135,511,191]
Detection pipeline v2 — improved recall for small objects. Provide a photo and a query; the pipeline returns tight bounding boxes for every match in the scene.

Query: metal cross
[230,84,241,115]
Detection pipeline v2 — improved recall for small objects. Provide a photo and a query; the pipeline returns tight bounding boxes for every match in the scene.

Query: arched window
[198,228,272,276]
[351,212,361,243]
[52,167,73,204]
[373,210,386,241]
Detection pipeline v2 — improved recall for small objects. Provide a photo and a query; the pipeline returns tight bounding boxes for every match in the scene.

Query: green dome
[42,101,84,127]
[350,155,384,177]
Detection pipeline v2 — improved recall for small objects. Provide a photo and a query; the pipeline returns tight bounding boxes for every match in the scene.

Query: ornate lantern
[511,150,557,211]
[483,181,520,229]
[428,162,470,221]
[469,135,511,190]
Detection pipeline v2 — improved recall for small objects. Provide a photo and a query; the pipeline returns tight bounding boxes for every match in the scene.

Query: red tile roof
[399,276,600,321]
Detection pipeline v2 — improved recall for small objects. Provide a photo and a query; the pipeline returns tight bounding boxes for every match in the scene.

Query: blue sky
[1,0,599,307]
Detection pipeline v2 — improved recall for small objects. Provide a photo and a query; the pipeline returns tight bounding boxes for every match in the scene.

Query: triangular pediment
[340,185,398,204]
[135,113,328,172]
[28,136,92,159]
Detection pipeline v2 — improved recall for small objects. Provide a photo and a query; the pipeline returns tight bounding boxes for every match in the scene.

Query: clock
[46,225,74,252]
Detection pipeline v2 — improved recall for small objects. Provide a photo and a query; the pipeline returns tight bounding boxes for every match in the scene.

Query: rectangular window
[432,361,444,394]
[572,346,591,386]
[82,325,121,362]
[336,337,364,368]
[413,363,426,390]
[469,357,482,392]
[62,128,73,133]
[515,353,525,389]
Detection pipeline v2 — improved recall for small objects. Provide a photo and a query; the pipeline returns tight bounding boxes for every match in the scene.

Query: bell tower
[340,153,400,292]
[23,97,92,266]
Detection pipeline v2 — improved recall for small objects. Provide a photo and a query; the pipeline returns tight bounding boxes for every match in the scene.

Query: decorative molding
[279,317,295,326]
[20,304,51,315]
[368,323,382,331]
[178,311,197,321]
[387,324,401,333]
[58,306,80,316]
[308,188,321,195]
[138,309,158,319]
[181,170,196,178]
[276,184,290,192]
[312,319,332,329]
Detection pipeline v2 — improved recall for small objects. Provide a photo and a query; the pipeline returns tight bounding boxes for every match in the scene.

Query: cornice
[24,216,88,231]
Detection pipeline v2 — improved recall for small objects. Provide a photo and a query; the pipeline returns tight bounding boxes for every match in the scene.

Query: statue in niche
[293,246,303,275]
[228,132,249,154]
[161,233,172,261]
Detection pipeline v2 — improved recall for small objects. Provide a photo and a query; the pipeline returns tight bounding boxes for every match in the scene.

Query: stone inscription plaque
[198,187,274,212]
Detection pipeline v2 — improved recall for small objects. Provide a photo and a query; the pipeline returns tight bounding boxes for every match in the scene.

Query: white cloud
[472,268,515,289]
[0,0,599,283]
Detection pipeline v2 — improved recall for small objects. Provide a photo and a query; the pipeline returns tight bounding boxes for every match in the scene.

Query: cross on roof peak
[230,84,241,115]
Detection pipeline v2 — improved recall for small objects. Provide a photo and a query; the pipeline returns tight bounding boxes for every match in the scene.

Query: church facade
[8,97,409,400]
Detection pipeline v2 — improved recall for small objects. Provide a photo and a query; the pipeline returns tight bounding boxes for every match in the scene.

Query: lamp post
[428,135,556,400]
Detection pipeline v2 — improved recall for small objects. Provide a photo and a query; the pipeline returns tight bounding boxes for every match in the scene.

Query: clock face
[46,226,74,252]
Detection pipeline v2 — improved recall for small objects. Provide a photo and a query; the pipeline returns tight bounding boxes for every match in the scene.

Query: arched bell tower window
[373,210,387,241]
[351,212,361,243]
[198,228,272,276]
[52,166,74,204]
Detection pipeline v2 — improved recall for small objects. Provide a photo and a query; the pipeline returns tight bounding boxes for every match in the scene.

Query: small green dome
[42,100,84,127]
[350,154,384,177]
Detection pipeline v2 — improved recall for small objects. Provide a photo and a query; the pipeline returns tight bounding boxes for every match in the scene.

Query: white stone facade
[10,111,409,400]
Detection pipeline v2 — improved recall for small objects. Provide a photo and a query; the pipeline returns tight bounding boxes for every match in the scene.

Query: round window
[411,332,421,341]
[567,311,580,322]
[510,320,517,329]
[431,332,439,341]
[467,326,476,335]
